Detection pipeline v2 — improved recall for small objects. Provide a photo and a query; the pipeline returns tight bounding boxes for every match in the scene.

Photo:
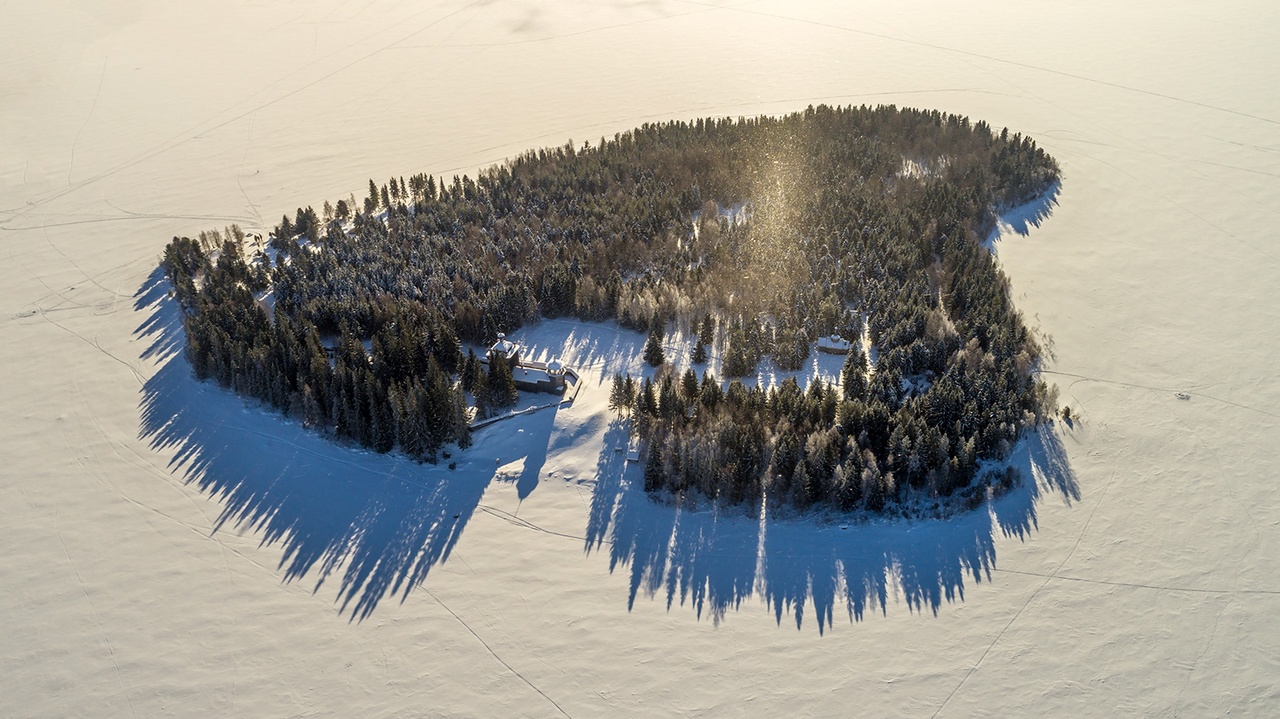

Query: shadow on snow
[584,420,1077,633]
[988,182,1061,248]
[135,275,512,622]
[134,258,1077,631]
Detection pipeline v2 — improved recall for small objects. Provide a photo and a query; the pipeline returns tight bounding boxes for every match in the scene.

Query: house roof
[490,332,517,356]
[817,334,853,351]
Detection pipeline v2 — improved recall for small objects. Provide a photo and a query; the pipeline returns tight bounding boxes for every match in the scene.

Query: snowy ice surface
[3,0,1279,716]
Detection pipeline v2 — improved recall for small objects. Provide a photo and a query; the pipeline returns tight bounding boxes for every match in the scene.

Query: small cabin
[816,334,853,354]
[488,333,521,369]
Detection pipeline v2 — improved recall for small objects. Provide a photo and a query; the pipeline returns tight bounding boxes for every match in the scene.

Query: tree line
[160,103,1059,507]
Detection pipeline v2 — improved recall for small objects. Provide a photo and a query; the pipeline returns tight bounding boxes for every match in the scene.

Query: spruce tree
[698,315,714,346]
[622,374,636,414]
[644,438,664,492]
[460,349,477,392]
[691,342,707,365]
[699,370,722,409]
[472,371,492,419]
[841,348,868,401]
[450,385,472,448]
[608,373,625,414]
[643,325,665,367]
[681,368,699,402]
[488,355,518,407]
[639,377,658,416]
[658,375,680,420]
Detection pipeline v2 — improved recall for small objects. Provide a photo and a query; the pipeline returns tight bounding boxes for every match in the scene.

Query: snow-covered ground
[3,0,1279,715]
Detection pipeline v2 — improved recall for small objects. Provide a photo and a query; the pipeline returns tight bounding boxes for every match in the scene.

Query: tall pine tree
[643,325,665,367]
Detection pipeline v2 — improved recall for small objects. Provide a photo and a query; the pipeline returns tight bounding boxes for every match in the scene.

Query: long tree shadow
[134,278,507,621]
[987,182,1061,246]
[132,286,647,622]
[133,266,1076,628]
[586,420,1078,633]
[570,185,1077,631]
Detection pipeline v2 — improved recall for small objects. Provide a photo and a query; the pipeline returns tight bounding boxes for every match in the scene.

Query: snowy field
[3,0,1279,715]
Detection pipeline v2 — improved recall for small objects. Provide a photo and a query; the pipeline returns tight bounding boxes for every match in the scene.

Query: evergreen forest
[160,104,1060,511]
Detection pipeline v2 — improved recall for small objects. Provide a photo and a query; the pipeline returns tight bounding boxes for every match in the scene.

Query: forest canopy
[161,104,1060,513]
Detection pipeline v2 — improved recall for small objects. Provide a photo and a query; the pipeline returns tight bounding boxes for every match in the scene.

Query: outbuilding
[816,334,853,354]
[488,333,521,368]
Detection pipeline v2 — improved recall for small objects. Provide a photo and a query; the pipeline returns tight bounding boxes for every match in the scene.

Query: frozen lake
[2,0,1278,715]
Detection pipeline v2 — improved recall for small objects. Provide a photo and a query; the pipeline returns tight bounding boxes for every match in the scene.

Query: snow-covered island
[12,1,1280,713]
[160,105,1059,517]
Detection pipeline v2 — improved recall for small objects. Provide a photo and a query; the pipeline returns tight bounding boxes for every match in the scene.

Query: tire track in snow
[41,228,132,306]
[990,569,1280,597]
[708,3,1280,128]
[932,469,1119,718]
[16,253,152,316]
[36,306,145,387]
[858,8,1280,243]
[1189,157,1280,180]
[75,384,352,615]
[2,205,256,232]
[67,57,108,188]
[477,504,597,544]
[1041,369,1280,421]
[1172,597,1233,717]
[426,588,573,719]
[53,508,138,719]
[236,113,265,230]
[0,0,485,229]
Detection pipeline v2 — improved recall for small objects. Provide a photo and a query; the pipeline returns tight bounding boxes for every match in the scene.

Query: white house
[816,334,853,354]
